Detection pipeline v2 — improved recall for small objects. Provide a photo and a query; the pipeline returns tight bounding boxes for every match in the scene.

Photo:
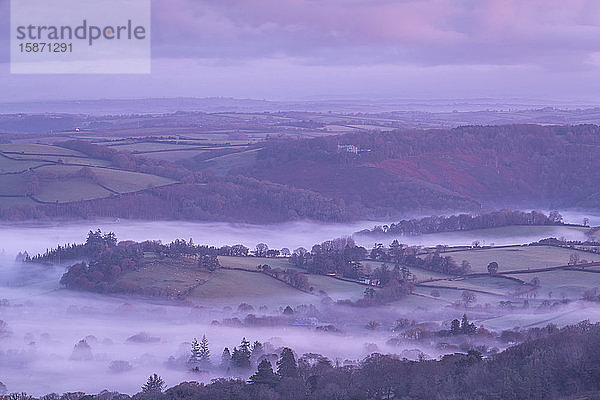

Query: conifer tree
[188,338,201,370]
[199,334,211,367]
[220,347,231,371]
[249,359,278,387]
[277,347,298,378]
[141,374,164,393]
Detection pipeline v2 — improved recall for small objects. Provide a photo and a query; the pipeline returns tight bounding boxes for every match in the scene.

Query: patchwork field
[0,144,178,206]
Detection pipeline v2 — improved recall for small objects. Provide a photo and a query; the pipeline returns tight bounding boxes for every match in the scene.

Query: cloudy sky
[2,0,600,103]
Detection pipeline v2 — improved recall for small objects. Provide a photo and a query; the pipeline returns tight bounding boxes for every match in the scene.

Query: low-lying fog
[0,209,596,256]
[1,210,599,395]
[0,259,437,396]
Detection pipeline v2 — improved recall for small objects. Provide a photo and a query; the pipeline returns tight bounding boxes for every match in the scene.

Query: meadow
[441,245,600,273]
[0,144,178,205]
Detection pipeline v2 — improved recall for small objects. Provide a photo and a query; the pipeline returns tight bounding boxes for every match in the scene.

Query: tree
[460,314,477,335]
[199,254,220,271]
[251,341,264,365]
[549,210,563,224]
[248,359,279,387]
[460,260,472,274]
[220,347,231,371]
[366,320,379,330]
[231,338,251,370]
[283,305,294,315]
[255,243,269,257]
[450,319,461,334]
[569,253,580,266]
[487,261,499,274]
[188,338,202,370]
[462,290,476,307]
[141,374,164,393]
[199,335,210,367]
[277,347,298,378]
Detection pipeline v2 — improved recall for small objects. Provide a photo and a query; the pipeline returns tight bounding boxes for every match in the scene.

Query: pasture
[306,274,366,301]
[439,245,600,273]
[218,256,301,271]
[509,269,600,300]
[0,143,179,206]
[188,269,314,307]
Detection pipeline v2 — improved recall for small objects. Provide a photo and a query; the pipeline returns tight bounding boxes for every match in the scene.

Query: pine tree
[249,359,279,387]
[199,334,211,367]
[276,347,298,378]
[240,337,251,356]
[189,338,201,370]
[250,341,264,366]
[220,347,231,371]
[231,347,250,370]
[141,374,164,393]
[231,337,251,370]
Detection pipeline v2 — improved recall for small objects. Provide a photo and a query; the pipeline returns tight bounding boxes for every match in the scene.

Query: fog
[0,257,441,396]
[0,220,373,258]
[1,214,599,395]
[0,213,593,258]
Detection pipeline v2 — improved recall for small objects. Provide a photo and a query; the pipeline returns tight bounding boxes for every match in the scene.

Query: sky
[2,0,600,103]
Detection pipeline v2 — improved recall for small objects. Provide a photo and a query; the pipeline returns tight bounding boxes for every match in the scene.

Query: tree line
[360,209,565,236]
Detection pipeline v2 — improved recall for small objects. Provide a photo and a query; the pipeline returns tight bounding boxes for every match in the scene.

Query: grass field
[218,256,304,271]
[89,168,175,193]
[0,143,86,156]
[118,259,213,294]
[0,196,38,207]
[0,174,27,196]
[201,148,261,175]
[0,156,47,173]
[440,245,600,273]
[306,274,366,301]
[33,179,114,203]
[0,144,178,207]
[421,275,522,296]
[508,269,600,300]
[188,269,313,306]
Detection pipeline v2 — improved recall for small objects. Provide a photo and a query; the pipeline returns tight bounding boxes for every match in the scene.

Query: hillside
[0,142,349,223]
[4,123,600,222]
[240,124,600,211]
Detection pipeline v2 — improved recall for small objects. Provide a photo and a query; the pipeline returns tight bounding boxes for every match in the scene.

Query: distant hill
[4,124,600,222]
[239,124,600,212]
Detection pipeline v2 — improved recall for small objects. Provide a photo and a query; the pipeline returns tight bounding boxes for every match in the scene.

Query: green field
[306,274,366,301]
[118,259,213,294]
[0,143,86,156]
[439,245,600,273]
[0,155,47,173]
[509,270,600,300]
[0,144,178,206]
[422,275,523,296]
[0,196,38,207]
[188,269,314,306]
[218,256,304,271]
